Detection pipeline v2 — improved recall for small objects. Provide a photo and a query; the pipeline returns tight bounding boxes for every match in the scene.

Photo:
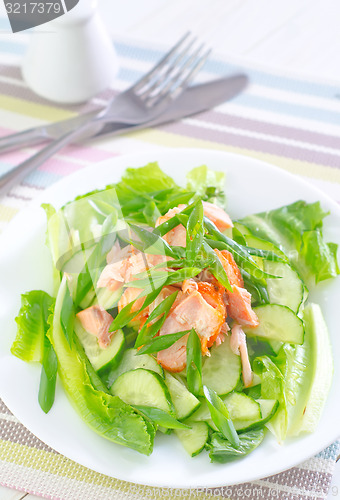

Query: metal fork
[0,33,210,197]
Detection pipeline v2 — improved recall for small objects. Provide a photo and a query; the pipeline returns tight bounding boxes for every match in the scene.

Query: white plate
[0,148,339,488]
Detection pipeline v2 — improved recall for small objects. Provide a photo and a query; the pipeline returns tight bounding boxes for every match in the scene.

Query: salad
[11,162,338,463]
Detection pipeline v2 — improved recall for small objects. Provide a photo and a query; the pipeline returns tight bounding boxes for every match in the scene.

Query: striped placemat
[1,29,340,500]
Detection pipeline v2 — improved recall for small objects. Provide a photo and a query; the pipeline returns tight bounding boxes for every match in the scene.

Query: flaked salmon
[202,201,233,232]
[156,204,187,248]
[157,281,226,372]
[76,305,114,349]
[118,287,148,322]
[230,324,253,388]
[215,248,259,327]
[98,245,170,293]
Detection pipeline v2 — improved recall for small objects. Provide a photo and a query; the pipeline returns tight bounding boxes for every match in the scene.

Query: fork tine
[144,46,212,107]
[131,32,192,93]
[137,36,198,97]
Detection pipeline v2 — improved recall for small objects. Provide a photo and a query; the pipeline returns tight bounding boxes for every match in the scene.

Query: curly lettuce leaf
[186,165,225,207]
[240,200,339,285]
[117,162,176,197]
[48,276,155,455]
[12,291,58,414]
[12,290,55,363]
[208,429,264,463]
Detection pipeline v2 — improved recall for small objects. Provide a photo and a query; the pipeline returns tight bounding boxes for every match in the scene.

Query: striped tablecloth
[0,31,340,500]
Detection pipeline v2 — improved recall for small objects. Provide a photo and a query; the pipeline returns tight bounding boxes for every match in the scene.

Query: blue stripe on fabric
[24,169,62,188]
[234,93,340,125]
[116,63,340,125]
[316,440,340,461]
[0,32,340,117]
[0,162,16,175]
[114,40,340,100]
[0,162,62,189]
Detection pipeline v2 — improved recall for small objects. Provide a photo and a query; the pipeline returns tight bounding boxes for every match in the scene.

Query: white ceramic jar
[22,0,119,104]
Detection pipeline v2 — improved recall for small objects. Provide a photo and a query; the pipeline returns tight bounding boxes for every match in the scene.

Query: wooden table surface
[0,0,339,498]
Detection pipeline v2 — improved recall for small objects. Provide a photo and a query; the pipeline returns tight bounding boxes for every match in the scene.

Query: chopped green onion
[133,405,191,429]
[186,328,202,396]
[135,291,179,348]
[38,335,57,414]
[137,330,190,355]
[186,200,204,264]
[203,385,240,448]
[60,281,74,347]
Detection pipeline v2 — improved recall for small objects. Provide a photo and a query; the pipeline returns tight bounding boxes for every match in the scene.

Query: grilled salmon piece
[214,248,259,327]
[202,201,233,232]
[98,244,171,293]
[118,287,148,323]
[97,245,134,291]
[157,284,226,372]
[214,248,243,287]
[76,305,114,349]
[227,285,259,327]
[156,204,187,247]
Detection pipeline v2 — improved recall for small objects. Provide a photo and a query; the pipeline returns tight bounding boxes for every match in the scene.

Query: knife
[0,74,248,154]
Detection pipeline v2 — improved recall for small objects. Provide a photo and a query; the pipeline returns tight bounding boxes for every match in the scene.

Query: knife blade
[0,74,248,154]
[94,73,248,139]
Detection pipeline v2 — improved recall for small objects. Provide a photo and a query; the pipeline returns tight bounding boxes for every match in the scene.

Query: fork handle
[0,120,104,198]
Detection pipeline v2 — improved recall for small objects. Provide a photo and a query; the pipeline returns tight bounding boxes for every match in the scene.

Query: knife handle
[0,128,48,154]
[0,120,103,198]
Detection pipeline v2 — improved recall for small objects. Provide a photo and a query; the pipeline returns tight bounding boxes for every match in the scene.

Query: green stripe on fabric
[0,440,225,499]
[0,204,18,223]
[0,95,76,122]
[133,128,340,184]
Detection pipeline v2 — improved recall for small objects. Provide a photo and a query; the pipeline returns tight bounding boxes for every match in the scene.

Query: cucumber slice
[191,392,261,433]
[107,348,163,388]
[74,319,125,375]
[92,287,123,310]
[223,392,261,431]
[222,398,279,433]
[79,289,96,310]
[299,285,309,314]
[202,336,241,395]
[245,234,287,260]
[244,304,304,344]
[60,244,96,274]
[264,261,304,313]
[111,368,174,414]
[175,421,209,457]
[258,399,279,424]
[164,372,200,420]
[233,222,252,237]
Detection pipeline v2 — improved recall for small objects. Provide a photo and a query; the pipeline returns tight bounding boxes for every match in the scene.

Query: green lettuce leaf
[117,162,176,198]
[48,276,155,455]
[186,165,225,207]
[273,304,333,437]
[240,200,339,285]
[208,429,264,463]
[12,291,58,414]
[12,290,55,363]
